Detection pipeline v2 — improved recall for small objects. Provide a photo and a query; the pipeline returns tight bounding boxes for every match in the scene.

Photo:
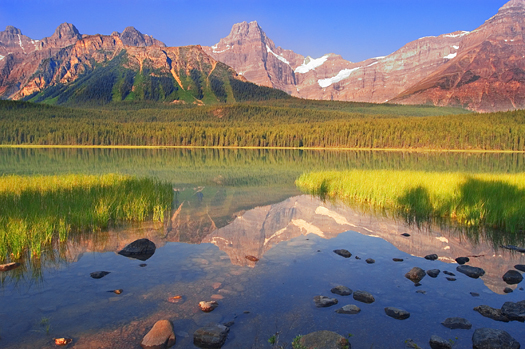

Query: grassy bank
[0,174,172,262]
[296,170,525,236]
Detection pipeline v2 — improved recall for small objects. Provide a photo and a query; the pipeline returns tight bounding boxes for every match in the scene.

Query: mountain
[0,23,289,105]
[391,0,525,112]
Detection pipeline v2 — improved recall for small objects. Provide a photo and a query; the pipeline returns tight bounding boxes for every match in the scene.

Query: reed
[296,170,525,235]
[0,174,172,261]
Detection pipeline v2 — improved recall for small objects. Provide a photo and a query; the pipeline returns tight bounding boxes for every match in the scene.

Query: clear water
[0,148,524,348]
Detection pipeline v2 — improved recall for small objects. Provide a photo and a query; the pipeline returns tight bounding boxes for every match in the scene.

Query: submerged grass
[0,174,172,262]
[296,170,525,236]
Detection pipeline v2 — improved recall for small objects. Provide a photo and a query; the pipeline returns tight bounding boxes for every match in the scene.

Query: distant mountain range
[1,0,524,111]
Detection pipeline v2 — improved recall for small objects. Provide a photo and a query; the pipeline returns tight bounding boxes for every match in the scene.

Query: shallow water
[1,148,525,348]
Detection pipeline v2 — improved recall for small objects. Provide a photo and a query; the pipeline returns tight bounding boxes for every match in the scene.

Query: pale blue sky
[0,0,507,62]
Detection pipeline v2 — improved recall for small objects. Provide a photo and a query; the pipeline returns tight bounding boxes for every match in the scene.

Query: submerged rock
[193,323,229,349]
[504,287,514,294]
[333,249,352,258]
[353,290,375,304]
[365,258,375,264]
[472,328,520,349]
[426,269,440,278]
[457,265,485,279]
[470,292,480,297]
[405,267,426,283]
[425,254,438,261]
[393,258,404,262]
[331,285,352,296]
[335,304,361,315]
[473,305,510,322]
[299,330,350,349]
[455,257,470,265]
[503,270,523,285]
[443,271,455,276]
[501,300,525,322]
[314,296,338,308]
[141,320,176,349]
[199,301,219,313]
[429,335,451,349]
[90,271,110,279]
[446,277,456,281]
[118,238,156,261]
[384,307,410,320]
[441,317,472,329]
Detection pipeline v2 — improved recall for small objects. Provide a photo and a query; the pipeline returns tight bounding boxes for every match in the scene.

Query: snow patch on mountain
[444,31,470,38]
[318,67,360,88]
[295,55,329,74]
[444,52,457,59]
[266,45,290,65]
[0,55,4,61]
[213,44,232,54]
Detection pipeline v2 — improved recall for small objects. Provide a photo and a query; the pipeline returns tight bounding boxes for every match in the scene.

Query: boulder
[331,285,352,296]
[473,305,510,322]
[503,270,523,285]
[446,277,456,281]
[335,304,361,315]
[501,300,525,322]
[118,238,156,261]
[384,307,410,320]
[515,264,525,272]
[504,287,514,294]
[90,271,110,279]
[333,249,352,258]
[353,290,375,304]
[405,267,426,283]
[429,335,451,349]
[441,317,472,329]
[455,257,470,265]
[199,301,219,312]
[141,320,176,349]
[365,258,375,264]
[426,269,440,278]
[193,323,229,348]
[0,262,20,272]
[314,296,338,308]
[299,330,350,349]
[457,265,485,278]
[472,328,520,349]
[425,254,438,260]
[443,271,455,276]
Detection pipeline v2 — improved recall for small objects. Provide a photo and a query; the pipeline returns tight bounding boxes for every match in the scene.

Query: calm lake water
[1,148,525,349]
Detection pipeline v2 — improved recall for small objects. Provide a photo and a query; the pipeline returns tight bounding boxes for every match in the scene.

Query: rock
[470,292,480,297]
[473,305,510,322]
[118,238,156,261]
[501,300,525,322]
[355,256,361,260]
[401,233,411,237]
[455,257,470,265]
[504,287,514,294]
[416,290,426,294]
[441,317,472,329]
[141,320,176,349]
[393,258,404,262]
[90,271,110,279]
[353,290,375,304]
[384,307,410,320]
[333,249,352,258]
[140,263,147,267]
[365,258,375,264]
[446,277,456,281]
[299,330,350,349]
[335,304,361,314]
[405,267,426,283]
[457,265,485,278]
[503,270,523,285]
[193,323,229,349]
[427,269,440,278]
[405,339,420,348]
[0,262,20,272]
[109,289,123,294]
[331,285,352,296]
[314,296,338,308]
[425,254,438,260]
[54,338,73,346]
[443,271,455,276]
[245,255,259,262]
[199,301,219,312]
[472,328,520,349]
[414,282,422,287]
[515,264,525,272]
[429,335,452,349]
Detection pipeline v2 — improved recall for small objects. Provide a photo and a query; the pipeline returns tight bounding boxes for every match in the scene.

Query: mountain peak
[119,26,165,47]
[500,0,525,10]
[53,23,81,40]
[4,26,22,35]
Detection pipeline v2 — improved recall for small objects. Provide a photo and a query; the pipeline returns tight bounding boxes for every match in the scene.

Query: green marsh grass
[0,174,172,262]
[296,170,525,239]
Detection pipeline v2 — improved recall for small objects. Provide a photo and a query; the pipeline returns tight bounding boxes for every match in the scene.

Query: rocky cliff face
[391,0,525,112]
[115,26,165,47]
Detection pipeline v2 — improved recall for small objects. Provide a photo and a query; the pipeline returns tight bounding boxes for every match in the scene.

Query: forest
[1,99,524,151]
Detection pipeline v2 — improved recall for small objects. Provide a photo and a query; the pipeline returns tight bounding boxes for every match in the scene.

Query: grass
[296,170,525,239]
[0,174,172,262]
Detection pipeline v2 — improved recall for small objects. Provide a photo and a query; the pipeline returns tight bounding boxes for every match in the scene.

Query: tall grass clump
[296,170,525,237]
[0,174,172,262]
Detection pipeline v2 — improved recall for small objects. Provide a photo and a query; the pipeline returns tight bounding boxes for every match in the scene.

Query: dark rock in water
[504,287,514,294]
[414,282,422,287]
[401,233,411,237]
[393,258,404,262]
[443,271,455,276]
[470,292,480,297]
[515,264,525,272]
[425,254,438,261]
[90,271,110,279]
[139,263,147,267]
[405,267,426,283]
[446,277,456,281]
[355,256,361,260]
[473,305,510,322]
[353,290,375,304]
[457,265,485,278]
[384,307,410,320]
[472,328,520,349]
[501,245,525,253]
[299,330,350,349]
[429,335,451,349]
[335,304,361,315]
[441,317,472,329]
[416,290,426,294]
[405,339,420,348]
[455,257,470,265]
[314,296,338,308]
[501,300,525,322]
[0,262,20,272]
[503,270,523,285]
[426,269,440,278]
[141,319,176,349]
[331,285,352,296]
[118,238,156,261]
[193,323,229,349]
[333,249,352,258]
[365,258,375,264]
[223,321,234,328]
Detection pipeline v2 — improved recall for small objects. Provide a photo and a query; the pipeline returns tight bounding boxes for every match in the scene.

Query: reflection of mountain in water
[203,195,525,293]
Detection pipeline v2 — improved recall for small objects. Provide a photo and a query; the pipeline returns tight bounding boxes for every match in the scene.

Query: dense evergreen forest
[1,99,524,151]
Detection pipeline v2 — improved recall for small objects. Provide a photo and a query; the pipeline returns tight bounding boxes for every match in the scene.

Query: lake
[0,148,524,348]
